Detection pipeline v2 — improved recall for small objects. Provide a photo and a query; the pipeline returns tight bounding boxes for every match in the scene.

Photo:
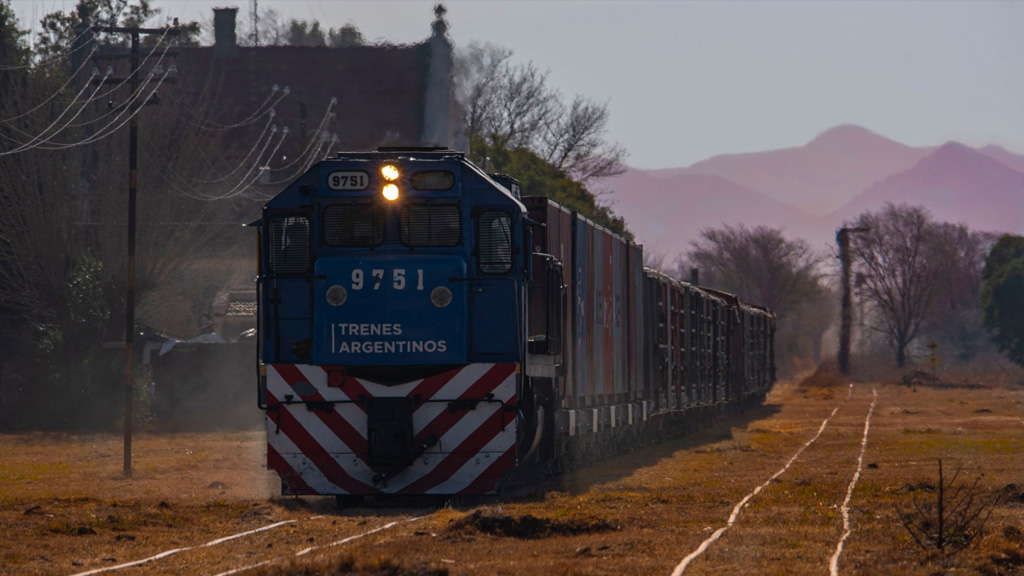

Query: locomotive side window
[323,204,385,247]
[400,204,460,247]
[477,211,512,274]
[268,215,310,275]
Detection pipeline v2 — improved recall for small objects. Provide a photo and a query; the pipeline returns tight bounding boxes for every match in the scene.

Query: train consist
[254,148,775,499]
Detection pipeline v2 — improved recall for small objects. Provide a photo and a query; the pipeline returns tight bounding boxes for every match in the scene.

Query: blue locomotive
[254,148,775,498]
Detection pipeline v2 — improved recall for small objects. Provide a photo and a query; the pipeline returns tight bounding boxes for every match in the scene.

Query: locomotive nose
[313,256,468,365]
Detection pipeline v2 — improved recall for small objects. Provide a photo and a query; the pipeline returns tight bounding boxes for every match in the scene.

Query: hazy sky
[11,0,1024,169]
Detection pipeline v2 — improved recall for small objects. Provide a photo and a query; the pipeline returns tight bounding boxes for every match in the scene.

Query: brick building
[138,7,464,340]
[176,6,462,175]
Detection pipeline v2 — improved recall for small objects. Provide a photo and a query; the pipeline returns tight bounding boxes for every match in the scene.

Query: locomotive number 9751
[327,171,369,190]
[349,268,425,291]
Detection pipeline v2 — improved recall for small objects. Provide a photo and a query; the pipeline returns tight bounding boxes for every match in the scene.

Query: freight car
[253,148,775,500]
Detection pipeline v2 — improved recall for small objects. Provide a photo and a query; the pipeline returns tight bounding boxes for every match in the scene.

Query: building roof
[173,8,458,172]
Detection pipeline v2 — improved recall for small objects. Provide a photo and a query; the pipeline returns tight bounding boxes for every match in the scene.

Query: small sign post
[926,340,940,377]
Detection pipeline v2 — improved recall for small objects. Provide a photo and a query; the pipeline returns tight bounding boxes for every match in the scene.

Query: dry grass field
[2,364,1024,576]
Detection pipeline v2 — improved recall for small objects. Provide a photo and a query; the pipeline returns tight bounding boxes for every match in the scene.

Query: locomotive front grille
[367,397,414,466]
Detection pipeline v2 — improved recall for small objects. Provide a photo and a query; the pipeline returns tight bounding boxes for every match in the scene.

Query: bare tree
[850,203,944,368]
[686,225,830,370]
[491,60,556,150]
[542,95,626,182]
[923,223,996,362]
[687,224,822,316]
[931,223,993,312]
[232,6,288,47]
[454,41,624,183]
[454,42,512,141]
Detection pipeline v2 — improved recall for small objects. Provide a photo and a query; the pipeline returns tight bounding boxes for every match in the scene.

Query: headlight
[382,183,400,201]
[381,164,399,181]
[326,285,348,306]
[431,286,452,308]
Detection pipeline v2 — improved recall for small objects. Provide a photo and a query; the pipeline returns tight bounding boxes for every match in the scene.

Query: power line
[25,67,169,151]
[64,30,176,126]
[191,111,277,183]
[260,98,337,183]
[0,33,174,153]
[0,67,110,154]
[137,127,272,202]
[0,45,97,123]
[215,125,287,200]
[168,84,289,132]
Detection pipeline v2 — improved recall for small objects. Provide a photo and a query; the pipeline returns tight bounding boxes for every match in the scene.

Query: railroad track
[69,512,426,576]
[669,383,880,576]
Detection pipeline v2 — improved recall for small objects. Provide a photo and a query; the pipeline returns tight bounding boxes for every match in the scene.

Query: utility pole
[836,226,869,375]
[93,22,180,478]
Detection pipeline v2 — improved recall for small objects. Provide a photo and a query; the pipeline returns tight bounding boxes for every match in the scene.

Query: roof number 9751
[327,171,369,191]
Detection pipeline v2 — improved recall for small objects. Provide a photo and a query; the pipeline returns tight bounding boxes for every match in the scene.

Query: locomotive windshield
[400,204,460,247]
[323,204,385,247]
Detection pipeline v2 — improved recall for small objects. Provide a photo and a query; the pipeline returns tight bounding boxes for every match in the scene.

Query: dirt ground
[3,366,1024,576]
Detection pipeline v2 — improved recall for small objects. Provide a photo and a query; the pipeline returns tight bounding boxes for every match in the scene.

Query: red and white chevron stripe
[265,362,518,495]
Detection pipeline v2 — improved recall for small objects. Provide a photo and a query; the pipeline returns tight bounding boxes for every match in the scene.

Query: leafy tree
[468,134,630,239]
[328,23,363,47]
[0,0,27,65]
[36,0,200,61]
[981,234,1024,366]
[286,19,326,47]
[0,0,30,115]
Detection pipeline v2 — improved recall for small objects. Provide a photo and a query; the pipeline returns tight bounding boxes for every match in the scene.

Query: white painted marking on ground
[829,387,878,576]
[69,548,185,576]
[201,517,320,548]
[214,515,426,576]
[669,383,854,576]
[295,516,425,556]
[212,560,273,576]
[69,519,301,576]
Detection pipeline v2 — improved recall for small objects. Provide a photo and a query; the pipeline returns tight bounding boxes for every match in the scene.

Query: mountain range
[604,124,1024,258]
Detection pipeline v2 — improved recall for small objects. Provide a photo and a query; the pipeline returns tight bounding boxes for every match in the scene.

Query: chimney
[213,7,238,57]
[690,267,699,286]
[422,4,454,148]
